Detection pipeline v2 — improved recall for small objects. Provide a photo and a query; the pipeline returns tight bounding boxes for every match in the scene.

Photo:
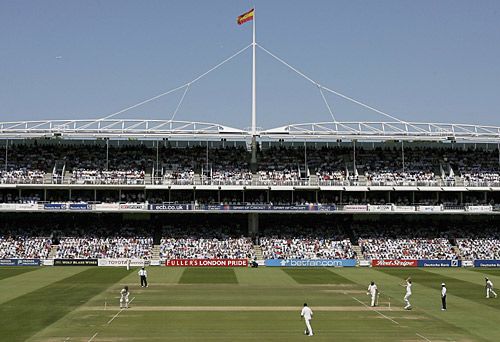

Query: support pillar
[248,213,259,238]
[250,136,257,172]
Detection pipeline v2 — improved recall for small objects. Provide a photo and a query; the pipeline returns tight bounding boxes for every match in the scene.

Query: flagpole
[251,8,256,136]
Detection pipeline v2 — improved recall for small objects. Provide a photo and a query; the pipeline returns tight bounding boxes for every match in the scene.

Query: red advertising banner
[165,259,248,267]
[371,259,418,267]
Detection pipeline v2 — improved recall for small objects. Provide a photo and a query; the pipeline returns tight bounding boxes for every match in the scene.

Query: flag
[237,8,254,25]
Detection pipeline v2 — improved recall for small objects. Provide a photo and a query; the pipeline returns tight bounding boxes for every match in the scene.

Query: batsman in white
[120,286,130,309]
[367,281,379,307]
[400,277,412,310]
[485,277,498,299]
[301,303,314,336]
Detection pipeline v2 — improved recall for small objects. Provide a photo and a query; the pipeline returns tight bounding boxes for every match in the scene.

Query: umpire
[139,267,148,287]
[441,283,447,311]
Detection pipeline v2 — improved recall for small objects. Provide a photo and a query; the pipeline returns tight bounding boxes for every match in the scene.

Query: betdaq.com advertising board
[265,259,356,267]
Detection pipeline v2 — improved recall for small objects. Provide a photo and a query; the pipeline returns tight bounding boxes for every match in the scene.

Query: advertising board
[165,259,248,267]
[98,259,150,267]
[0,259,41,266]
[418,260,461,267]
[474,260,500,267]
[371,259,418,267]
[265,259,356,267]
[69,203,92,211]
[54,259,98,266]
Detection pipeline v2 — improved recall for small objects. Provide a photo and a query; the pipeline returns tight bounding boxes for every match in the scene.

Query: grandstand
[2,5,500,341]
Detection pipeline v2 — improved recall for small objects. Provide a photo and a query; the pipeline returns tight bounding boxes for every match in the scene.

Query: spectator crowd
[55,236,153,259]
[0,236,51,259]
[260,237,355,259]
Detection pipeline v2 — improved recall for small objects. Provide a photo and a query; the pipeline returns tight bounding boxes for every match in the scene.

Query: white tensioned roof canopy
[2,15,499,144]
[1,119,500,143]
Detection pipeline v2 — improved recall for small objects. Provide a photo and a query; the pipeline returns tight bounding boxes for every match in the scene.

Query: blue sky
[1,0,499,129]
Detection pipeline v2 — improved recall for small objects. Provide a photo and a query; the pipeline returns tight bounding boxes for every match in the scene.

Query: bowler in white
[301,303,314,336]
[401,278,412,310]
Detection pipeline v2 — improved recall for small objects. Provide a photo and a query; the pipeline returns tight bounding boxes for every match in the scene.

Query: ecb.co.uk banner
[98,259,150,267]
[54,259,98,266]
[150,204,192,211]
[165,259,248,267]
[265,259,356,267]
[474,260,500,267]
[418,260,462,267]
[0,259,41,266]
[371,259,418,267]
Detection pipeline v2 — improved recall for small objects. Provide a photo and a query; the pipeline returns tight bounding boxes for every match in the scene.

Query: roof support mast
[250,7,258,170]
[251,7,257,136]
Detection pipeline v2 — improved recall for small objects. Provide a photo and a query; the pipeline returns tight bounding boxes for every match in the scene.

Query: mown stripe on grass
[0,267,131,342]
[0,266,37,280]
[375,268,500,311]
[282,268,354,284]
[470,268,500,277]
[179,268,237,284]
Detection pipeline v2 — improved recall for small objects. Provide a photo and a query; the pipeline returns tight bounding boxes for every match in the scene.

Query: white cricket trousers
[404,293,411,307]
[371,294,377,306]
[487,288,497,298]
[305,318,313,336]
[120,297,129,308]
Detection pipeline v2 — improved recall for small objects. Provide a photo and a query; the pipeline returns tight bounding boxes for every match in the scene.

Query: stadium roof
[1,119,500,142]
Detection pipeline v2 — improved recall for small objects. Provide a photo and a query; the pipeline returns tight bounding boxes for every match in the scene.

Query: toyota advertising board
[98,259,150,267]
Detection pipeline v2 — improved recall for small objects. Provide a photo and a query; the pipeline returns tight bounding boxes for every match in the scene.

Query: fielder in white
[367,281,379,307]
[301,303,314,336]
[120,286,130,309]
[400,278,412,310]
[485,277,498,298]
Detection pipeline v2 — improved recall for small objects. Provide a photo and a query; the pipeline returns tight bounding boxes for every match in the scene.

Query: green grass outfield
[1,267,500,341]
